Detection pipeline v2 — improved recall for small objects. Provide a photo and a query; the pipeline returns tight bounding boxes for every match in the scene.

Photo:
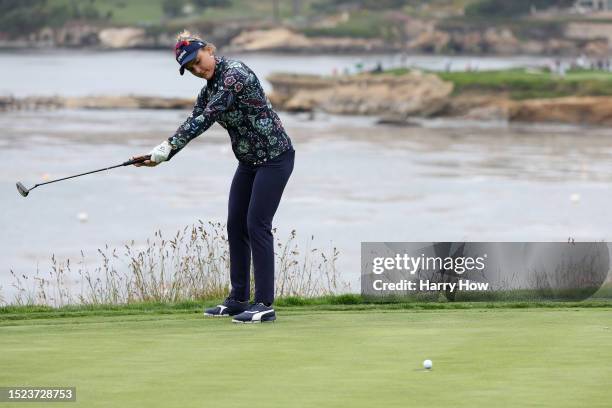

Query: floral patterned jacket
[167,55,293,165]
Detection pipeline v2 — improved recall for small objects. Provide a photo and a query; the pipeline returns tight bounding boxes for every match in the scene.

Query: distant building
[575,0,612,12]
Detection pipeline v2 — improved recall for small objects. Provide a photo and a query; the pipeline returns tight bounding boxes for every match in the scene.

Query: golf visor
[175,40,207,75]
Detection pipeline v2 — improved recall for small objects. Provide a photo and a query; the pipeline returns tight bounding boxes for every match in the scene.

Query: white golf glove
[149,140,172,163]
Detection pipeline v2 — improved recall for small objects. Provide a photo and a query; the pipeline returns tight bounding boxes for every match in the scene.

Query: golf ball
[77,212,89,223]
[423,359,432,370]
[570,193,581,203]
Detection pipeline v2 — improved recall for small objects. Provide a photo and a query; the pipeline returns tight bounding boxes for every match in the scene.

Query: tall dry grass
[4,220,347,307]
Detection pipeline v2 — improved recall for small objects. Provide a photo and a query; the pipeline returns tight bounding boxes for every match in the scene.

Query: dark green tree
[192,0,231,7]
[0,0,59,35]
[465,0,574,17]
[313,0,407,12]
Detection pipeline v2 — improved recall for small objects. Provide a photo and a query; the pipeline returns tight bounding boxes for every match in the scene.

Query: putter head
[16,182,29,197]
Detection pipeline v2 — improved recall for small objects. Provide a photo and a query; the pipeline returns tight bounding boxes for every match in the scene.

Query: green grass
[46,0,323,26]
[439,69,612,99]
[1,308,611,407]
[3,292,612,322]
[302,10,392,39]
[198,0,321,22]
[403,0,479,19]
[382,68,612,99]
[47,0,165,25]
[3,288,612,320]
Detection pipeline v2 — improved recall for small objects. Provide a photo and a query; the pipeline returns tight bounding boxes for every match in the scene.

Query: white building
[575,0,612,12]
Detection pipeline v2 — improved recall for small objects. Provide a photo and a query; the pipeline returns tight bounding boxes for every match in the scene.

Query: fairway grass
[1,308,611,407]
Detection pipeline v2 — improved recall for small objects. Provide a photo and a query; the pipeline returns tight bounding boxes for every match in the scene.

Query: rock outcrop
[1,19,610,56]
[508,96,612,126]
[228,27,389,53]
[267,72,612,126]
[268,71,454,118]
[98,28,147,49]
[0,95,193,111]
[5,78,612,127]
[407,26,587,55]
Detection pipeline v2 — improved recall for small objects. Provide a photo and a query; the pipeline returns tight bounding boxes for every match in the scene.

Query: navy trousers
[227,149,295,304]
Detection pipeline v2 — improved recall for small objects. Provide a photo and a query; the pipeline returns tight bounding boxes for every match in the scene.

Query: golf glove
[149,140,172,163]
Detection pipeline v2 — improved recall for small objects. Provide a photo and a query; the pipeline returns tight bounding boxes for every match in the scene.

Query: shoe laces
[250,302,268,310]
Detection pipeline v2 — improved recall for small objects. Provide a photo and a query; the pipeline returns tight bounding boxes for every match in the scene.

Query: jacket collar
[210,55,226,82]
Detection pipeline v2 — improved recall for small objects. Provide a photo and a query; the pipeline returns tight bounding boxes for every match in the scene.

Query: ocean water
[1,51,609,300]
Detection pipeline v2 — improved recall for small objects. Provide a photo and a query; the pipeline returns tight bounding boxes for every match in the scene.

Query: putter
[16,155,151,198]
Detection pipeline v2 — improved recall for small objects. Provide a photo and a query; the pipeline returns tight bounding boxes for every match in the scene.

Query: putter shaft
[16,155,151,198]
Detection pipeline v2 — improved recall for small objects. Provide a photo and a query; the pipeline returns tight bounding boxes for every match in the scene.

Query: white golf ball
[77,212,89,223]
[423,359,432,370]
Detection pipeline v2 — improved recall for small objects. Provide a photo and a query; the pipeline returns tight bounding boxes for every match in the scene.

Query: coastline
[4,92,612,128]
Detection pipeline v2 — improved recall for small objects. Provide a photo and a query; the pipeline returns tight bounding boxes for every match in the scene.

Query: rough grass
[4,221,344,308]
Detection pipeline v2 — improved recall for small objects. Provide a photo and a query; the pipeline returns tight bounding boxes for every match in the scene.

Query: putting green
[1,309,611,407]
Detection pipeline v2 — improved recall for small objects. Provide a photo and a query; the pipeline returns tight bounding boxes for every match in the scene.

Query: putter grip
[123,155,152,166]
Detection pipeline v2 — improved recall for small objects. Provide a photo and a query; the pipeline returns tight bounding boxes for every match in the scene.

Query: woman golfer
[132,31,294,323]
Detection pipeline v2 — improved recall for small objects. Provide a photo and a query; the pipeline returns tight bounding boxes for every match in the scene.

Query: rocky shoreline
[266,72,612,127]
[2,22,612,57]
[3,73,612,127]
[0,95,193,111]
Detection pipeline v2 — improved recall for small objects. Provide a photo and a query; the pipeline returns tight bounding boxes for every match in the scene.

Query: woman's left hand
[131,155,159,167]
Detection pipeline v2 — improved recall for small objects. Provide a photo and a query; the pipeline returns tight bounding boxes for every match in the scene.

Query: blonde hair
[176,30,216,53]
